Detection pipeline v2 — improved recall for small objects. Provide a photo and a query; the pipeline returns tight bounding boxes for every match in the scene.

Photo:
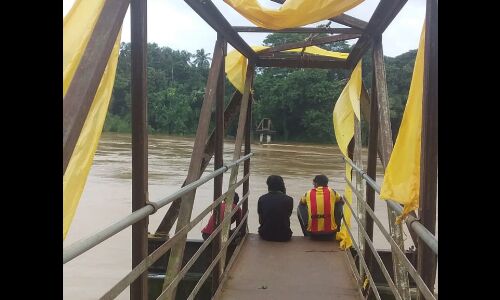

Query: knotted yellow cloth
[224,0,364,30]
[332,61,362,249]
[63,0,121,239]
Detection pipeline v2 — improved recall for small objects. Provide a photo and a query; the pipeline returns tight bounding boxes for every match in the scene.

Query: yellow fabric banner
[224,0,364,30]
[332,62,361,249]
[226,46,348,93]
[379,24,425,222]
[63,0,121,239]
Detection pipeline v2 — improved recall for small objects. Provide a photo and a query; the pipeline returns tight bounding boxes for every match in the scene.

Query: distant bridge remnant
[255,118,276,143]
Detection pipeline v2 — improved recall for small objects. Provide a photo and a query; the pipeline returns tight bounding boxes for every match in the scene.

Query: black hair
[225,192,239,204]
[313,174,329,186]
[266,175,286,193]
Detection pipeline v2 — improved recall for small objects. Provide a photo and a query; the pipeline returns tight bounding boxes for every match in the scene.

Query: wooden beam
[361,80,420,249]
[130,0,148,298]
[211,34,225,297]
[417,0,438,298]
[258,33,360,54]
[153,91,243,235]
[243,96,252,234]
[233,26,362,34]
[184,0,257,63]
[63,0,129,174]
[220,65,255,272]
[331,13,368,30]
[161,38,225,300]
[363,74,378,288]
[269,0,367,29]
[347,0,408,69]
[373,38,411,300]
[257,55,348,69]
[354,115,366,283]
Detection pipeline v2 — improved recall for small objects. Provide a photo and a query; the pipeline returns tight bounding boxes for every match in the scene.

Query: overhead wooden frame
[185,0,409,71]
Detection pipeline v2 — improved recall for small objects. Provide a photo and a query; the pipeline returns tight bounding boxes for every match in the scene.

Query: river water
[63,132,437,299]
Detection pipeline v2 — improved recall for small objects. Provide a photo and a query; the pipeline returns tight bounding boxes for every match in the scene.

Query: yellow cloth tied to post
[226,46,348,93]
[379,24,426,223]
[63,0,121,239]
[224,0,364,30]
[332,62,361,250]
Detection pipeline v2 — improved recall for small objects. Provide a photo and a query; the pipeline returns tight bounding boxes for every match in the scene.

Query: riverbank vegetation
[105,33,416,145]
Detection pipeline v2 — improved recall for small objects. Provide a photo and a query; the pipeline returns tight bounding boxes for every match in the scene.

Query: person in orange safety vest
[297,174,344,239]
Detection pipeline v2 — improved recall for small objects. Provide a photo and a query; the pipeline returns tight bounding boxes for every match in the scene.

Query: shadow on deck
[219,233,362,300]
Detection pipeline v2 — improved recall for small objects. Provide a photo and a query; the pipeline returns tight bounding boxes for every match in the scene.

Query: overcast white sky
[63,0,425,58]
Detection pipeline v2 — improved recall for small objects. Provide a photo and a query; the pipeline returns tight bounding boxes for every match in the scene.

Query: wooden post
[130,0,148,299]
[361,83,420,249]
[417,0,438,298]
[154,91,243,235]
[211,34,226,296]
[354,117,366,280]
[161,39,225,300]
[243,96,253,233]
[373,38,410,300]
[363,71,379,297]
[220,65,255,273]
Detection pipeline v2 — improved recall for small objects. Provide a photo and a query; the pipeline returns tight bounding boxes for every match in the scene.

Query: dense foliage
[105,34,417,145]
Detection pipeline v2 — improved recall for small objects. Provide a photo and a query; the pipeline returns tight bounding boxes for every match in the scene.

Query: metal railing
[341,156,437,300]
[64,153,253,299]
[63,153,252,264]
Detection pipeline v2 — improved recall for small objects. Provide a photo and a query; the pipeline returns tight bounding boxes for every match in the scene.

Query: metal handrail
[188,211,249,300]
[344,247,365,297]
[342,184,403,300]
[342,217,383,300]
[342,156,438,255]
[345,178,436,300]
[158,191,249,300]
[100,175,249,299]
[63,153,253,264]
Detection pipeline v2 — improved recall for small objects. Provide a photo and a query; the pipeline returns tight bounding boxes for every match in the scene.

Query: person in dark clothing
[257,175,294,242]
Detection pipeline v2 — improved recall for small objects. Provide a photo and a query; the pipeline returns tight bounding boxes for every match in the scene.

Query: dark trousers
[297,201,344,238]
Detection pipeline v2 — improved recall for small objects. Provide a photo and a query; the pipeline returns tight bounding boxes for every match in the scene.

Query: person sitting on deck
[201,192,242,241]
[297,175,344,240]
[257,175,294,242]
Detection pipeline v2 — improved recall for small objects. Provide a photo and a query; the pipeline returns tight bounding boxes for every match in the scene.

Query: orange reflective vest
[300,186,341,233]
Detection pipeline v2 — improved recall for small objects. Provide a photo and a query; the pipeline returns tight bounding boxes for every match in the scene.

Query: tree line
[105,33,417,145]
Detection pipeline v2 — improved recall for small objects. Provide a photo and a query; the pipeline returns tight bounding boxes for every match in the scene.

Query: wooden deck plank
[219,234,362,300]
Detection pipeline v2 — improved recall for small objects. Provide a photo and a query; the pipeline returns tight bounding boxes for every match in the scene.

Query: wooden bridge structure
[63,0,438,299]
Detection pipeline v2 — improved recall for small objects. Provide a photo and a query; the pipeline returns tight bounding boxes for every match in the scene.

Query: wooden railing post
[243,95,253,234]
[363,74,379,296]
[417,0,438,298]
[130,0,148,298]
[354,116,366,280]
[373,37,410,300]
[211,33,226,296]
[220,65,255,273]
